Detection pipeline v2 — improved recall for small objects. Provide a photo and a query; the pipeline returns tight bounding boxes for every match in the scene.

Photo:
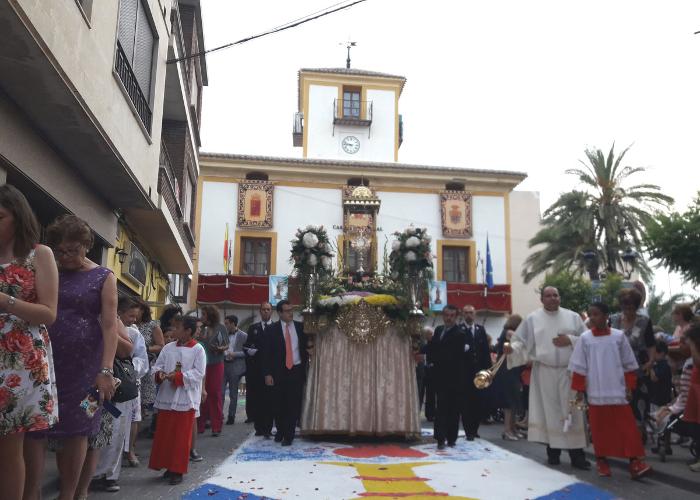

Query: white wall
[306,85,396,162]
[509,190,543,315]
[199,181,237,274]
[472,196,507,284]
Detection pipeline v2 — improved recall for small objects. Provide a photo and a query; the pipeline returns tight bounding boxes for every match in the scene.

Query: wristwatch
[98,367,114,377]
[6,295,16,308]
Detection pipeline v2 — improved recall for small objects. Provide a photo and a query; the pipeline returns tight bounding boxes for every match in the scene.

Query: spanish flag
[224,223,230,274]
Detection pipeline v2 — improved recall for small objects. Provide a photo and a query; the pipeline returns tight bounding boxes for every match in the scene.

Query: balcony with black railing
[115,40,152,132]
[333,99,372,126]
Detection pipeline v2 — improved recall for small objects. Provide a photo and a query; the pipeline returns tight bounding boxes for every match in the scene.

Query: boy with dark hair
[649,340,673,412]
[149,315,206,484]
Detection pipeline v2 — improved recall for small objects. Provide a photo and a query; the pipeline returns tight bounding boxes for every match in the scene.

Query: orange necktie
[284,323,294,369]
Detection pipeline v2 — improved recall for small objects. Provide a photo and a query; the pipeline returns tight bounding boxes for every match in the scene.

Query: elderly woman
[0,185,58,500]
[24,215,123,500]
[610,288,656,422]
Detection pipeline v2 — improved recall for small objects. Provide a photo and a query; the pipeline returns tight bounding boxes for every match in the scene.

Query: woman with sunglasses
[0,185,59,500]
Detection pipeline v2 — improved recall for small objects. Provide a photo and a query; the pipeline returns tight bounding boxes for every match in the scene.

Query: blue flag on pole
[486,235,494,288]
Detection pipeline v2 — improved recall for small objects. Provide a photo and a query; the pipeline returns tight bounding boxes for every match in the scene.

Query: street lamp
[621,247,638,279]
[115,247,129,265]
[582,250,600,281]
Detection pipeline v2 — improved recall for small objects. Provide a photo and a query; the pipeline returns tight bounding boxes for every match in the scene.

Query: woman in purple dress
[24,215,119,500]
[0,185,58,500]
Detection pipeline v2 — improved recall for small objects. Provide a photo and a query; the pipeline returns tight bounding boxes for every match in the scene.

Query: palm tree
[523,144,673,283]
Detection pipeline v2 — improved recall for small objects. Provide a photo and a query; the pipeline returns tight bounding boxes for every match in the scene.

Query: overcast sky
[199,0,700,298]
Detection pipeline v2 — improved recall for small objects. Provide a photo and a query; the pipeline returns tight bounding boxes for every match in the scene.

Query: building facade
[193,68,542,327]
[0,0,206,308]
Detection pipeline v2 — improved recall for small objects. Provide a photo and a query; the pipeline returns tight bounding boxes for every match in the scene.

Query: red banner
[445,283,511,313]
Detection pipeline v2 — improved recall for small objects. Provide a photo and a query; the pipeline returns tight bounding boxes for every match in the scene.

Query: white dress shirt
[282,320,301,366]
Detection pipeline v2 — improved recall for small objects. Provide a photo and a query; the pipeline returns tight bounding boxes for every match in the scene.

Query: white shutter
[133,0,154,100]
[117,0,137,62]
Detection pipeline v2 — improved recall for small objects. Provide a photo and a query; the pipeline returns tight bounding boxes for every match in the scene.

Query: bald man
[504,286,589,470]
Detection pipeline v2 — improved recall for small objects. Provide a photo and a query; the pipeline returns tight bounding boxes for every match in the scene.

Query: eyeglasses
[53,245,83,258]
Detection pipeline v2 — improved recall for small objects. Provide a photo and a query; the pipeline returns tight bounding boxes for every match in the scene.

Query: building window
[115,0,155,131]
[75,0,93,22]
[343,87,361,118]
[169,274,190,303]
[181,172,193,227]
[442,246,470,283]
[240,237,271,276]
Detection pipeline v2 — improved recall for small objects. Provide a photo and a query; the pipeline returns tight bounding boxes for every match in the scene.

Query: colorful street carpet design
[183,430,616,500]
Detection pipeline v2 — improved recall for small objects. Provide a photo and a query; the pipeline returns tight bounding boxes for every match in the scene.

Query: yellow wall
[105,224,170,317]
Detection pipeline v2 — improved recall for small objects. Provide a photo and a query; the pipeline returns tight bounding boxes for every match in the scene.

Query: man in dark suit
[428,304,467,449]
[460,304,492,440]
[245,302,274,436]
[262,300,308,446]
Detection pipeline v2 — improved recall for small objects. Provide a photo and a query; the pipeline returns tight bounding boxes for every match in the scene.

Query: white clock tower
[292,68,406,162]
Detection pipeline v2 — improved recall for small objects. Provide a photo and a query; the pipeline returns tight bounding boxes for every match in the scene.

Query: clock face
[341,136,360,154]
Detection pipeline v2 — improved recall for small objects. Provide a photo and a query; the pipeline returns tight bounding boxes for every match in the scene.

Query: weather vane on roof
[340,39,356,69]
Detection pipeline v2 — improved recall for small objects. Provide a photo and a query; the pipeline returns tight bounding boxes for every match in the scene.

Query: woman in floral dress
[0,184,59,500]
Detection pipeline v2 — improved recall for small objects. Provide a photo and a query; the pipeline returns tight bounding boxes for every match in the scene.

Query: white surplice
[152,340,206,415]
[568,328,638,405]
[507,307,587,449]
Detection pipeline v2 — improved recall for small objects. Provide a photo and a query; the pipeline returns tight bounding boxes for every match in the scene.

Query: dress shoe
[169,473,184,485]
[162,470,173,480]
[571,458,592,471]
[629,459,651,479]
[282,439,293,446]
[466,435,475,441]
[226,416,235,425]
[596,458,611,477]
[547,456,561,466]
[274,433,283,443]
[245,418,254,423]
[189,450,203,462]
[447,441,456,447]
[211,432,220,437]
[437,442,446,450]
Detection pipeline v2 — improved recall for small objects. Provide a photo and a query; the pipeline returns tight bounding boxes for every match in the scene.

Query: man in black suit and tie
[460,304,492,440]
[262,300,308,446]
[245,302,274,436]
[428,304,467,449]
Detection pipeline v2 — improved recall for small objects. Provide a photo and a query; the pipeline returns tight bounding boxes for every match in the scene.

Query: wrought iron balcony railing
[115,40,152,132]
[333,99,372,126]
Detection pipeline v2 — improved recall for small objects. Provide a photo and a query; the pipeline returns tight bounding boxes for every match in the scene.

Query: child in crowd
[149,315,206,485]
[568,302,651,479]
[648,340,673,414]
[681,323,700,472]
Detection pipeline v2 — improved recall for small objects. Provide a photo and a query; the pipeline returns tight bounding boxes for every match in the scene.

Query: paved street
[40,398,699,499]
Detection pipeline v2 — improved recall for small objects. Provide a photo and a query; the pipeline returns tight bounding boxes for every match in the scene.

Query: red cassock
[572,371,644,459]
[149,407,196,474]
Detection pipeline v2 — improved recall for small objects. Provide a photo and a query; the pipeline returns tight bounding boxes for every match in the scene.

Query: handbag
[112,356,139,403]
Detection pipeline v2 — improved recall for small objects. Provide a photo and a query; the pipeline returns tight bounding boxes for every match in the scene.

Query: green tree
[645,194,700,286]
[593,273,624,312]
[523,144,673,282]
[541,270,592,314]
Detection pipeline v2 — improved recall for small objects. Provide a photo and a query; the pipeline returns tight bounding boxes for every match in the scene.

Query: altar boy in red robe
[568,302,652,479]
[149,315,206,484]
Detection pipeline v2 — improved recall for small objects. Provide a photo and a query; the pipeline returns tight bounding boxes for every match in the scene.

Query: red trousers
[149,409,194,474]
[198,362,224,433]
[589,404,645,458]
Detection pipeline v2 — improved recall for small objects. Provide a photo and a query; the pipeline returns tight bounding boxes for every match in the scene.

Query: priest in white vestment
[505,286,590,469]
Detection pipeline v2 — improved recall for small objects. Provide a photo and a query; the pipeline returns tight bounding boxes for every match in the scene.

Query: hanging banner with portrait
[440,191,473,238]
[238,180,273,229]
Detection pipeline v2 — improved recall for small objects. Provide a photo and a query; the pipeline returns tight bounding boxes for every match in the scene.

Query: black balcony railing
[399,114,404,147]
[115,40,152,132]
[333,99,372,125]
[159,140,180,209]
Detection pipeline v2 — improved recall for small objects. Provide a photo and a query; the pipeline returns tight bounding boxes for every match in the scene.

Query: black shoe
[168,473,183,485]
[211,432,220,437]
[189,450,203,462]
[274,433,284,442]
[466,435,475,441]
[162,470,173,480]
[254,430,264,436]
[437,442,446,450]
[226,416,235,425]
[447,441,456,447]
[89,477,106,491]
[245,418,254,423]
[547,456,561,466]
[103,479,120,492]
[205,422,211,429]
[571,458,592,471]
[282,439,293,446]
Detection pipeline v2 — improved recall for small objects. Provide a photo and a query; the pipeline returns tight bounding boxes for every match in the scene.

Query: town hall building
[191,67,542,328]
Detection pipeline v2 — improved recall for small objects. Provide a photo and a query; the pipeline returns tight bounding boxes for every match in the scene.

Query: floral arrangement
[289,225,335,277]
[317,292,399,309]
[389,226,434,280]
